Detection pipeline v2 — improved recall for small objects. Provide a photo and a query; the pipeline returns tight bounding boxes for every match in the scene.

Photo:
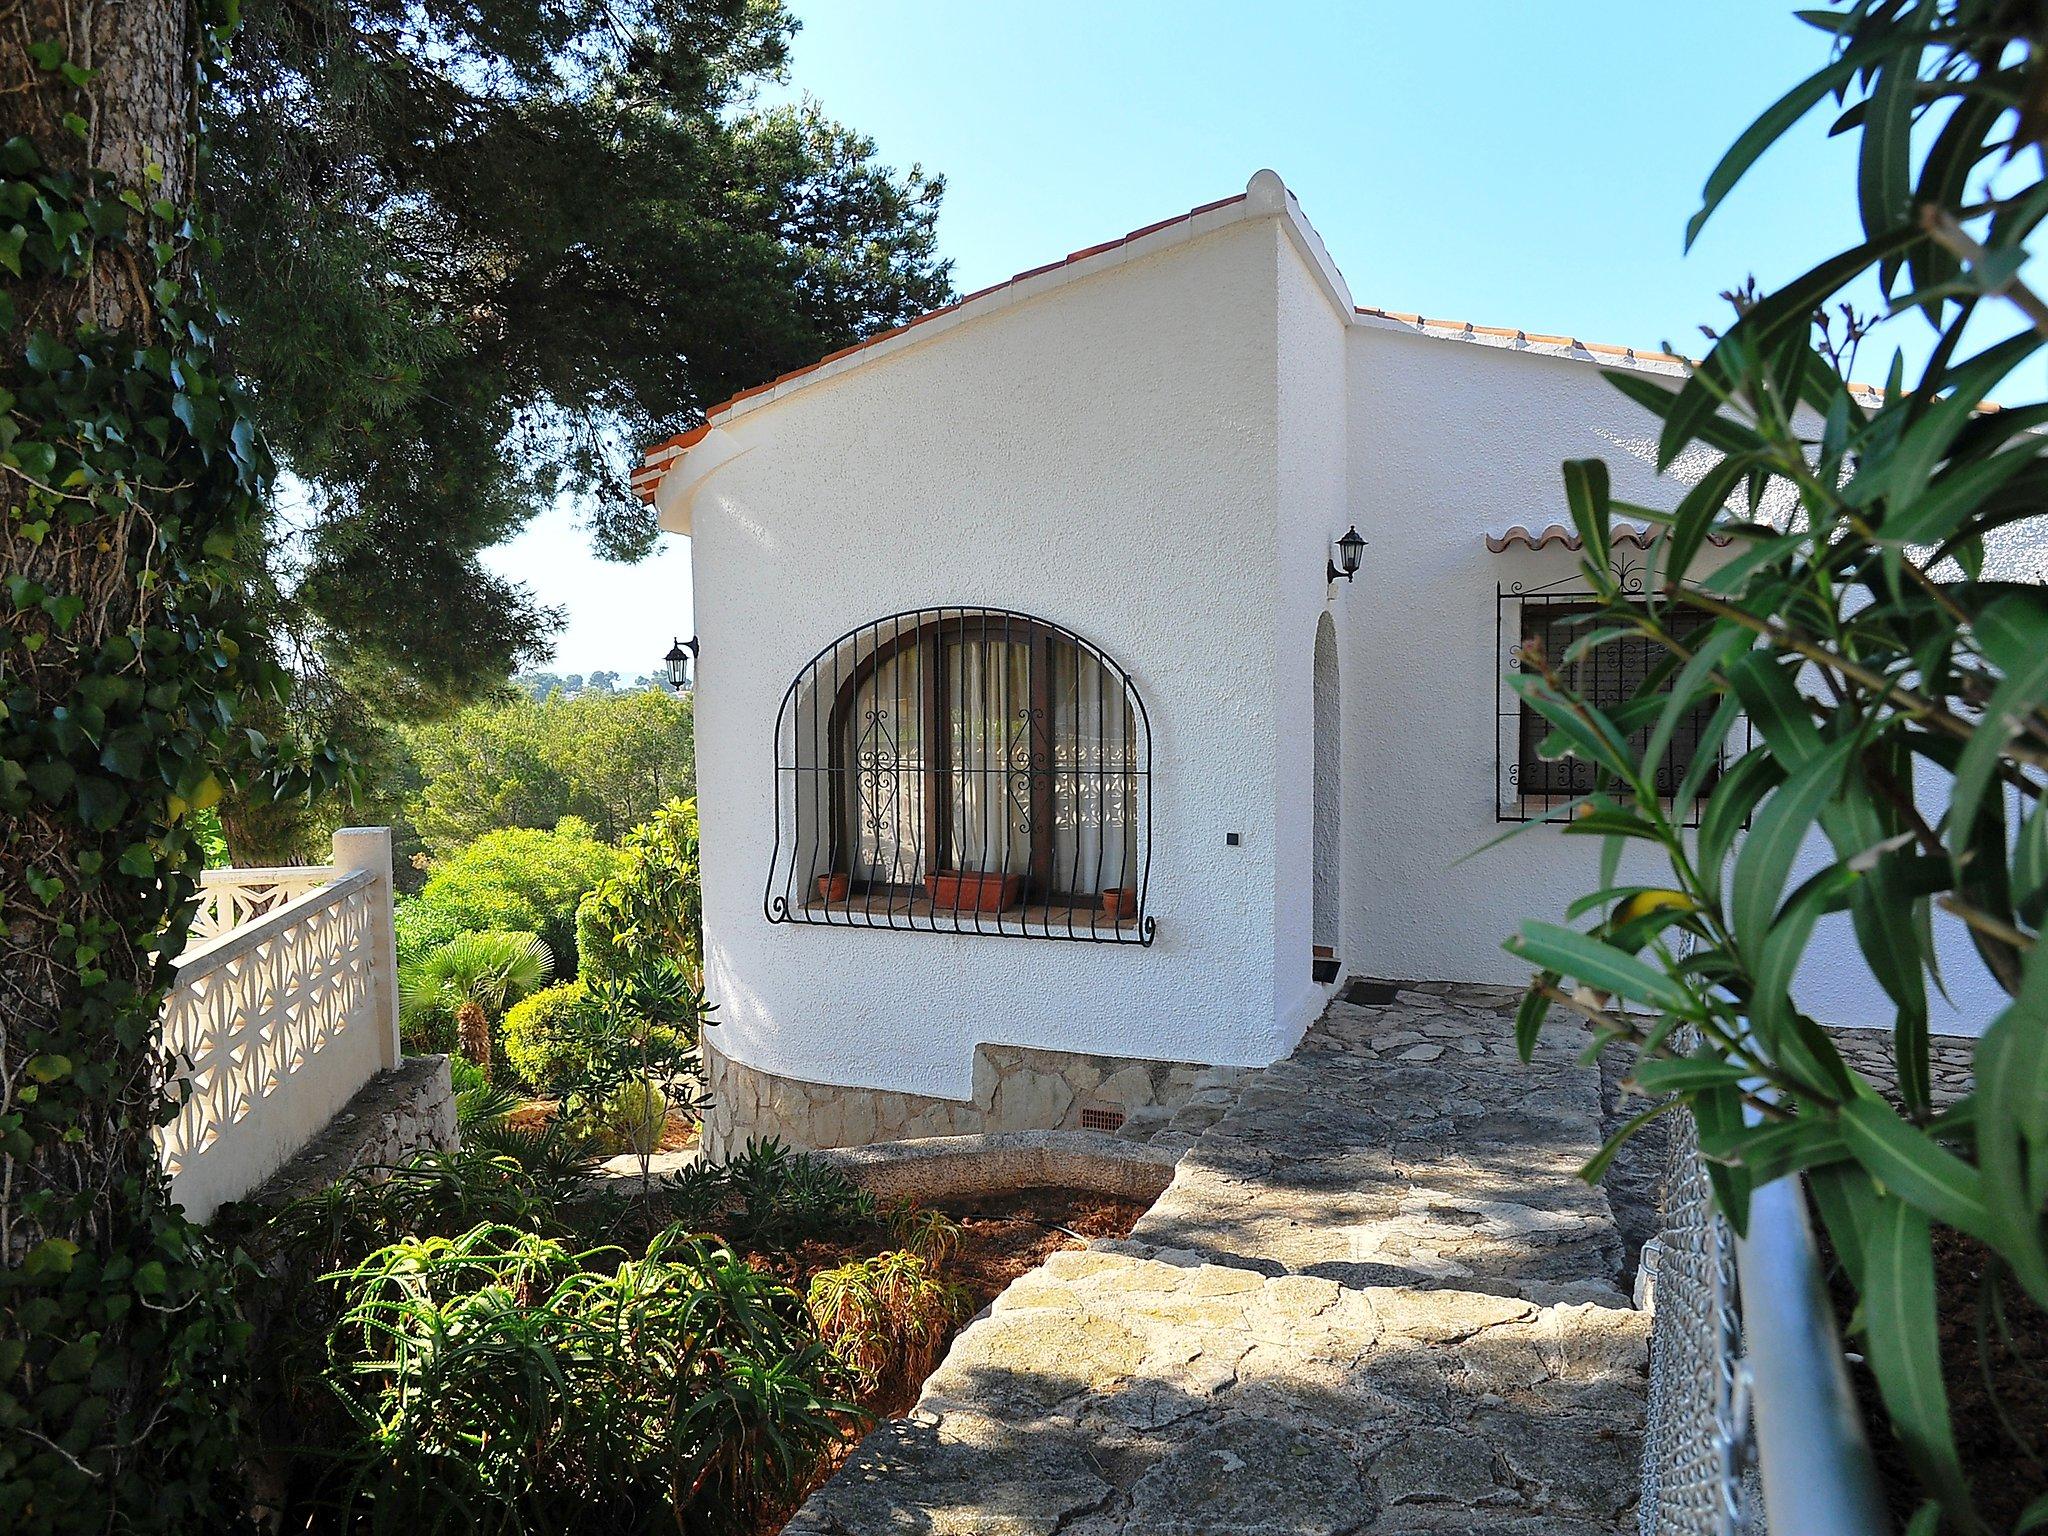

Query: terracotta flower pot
[1101,887,1137,919]
[926,870,1024,912]
[816,872,850,903]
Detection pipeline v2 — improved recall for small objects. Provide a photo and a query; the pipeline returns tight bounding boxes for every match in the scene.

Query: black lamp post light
[1327,525,1366,584]
[664,635,698,693]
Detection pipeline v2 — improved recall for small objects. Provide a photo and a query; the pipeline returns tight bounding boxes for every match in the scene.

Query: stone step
[783,982,1649,1535]
[786,1248,1648,1536]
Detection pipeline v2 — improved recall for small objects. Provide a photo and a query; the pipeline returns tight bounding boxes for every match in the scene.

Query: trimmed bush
[502,979,596,1093]
[414,818,621,972]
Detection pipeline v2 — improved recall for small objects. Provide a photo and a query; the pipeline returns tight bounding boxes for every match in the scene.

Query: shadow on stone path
[786,983,1649,1536]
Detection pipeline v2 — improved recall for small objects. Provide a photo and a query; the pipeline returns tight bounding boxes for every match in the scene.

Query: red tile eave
[631,192,1253,502]
[1485,523,1737,555]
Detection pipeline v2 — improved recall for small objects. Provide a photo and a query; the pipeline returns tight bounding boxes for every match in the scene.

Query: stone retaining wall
[1832,1025,1975,1105]
[699,1037,1249,1159]
[242,1053,456,1207]
[815,1130,1180,1206]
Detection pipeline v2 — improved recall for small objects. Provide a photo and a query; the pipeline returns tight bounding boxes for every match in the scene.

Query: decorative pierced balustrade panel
[158,875,376,1183]
[190,868,339,942]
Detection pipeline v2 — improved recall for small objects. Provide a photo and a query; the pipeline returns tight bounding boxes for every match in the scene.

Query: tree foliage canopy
[404,687,695,857]
[203,0,949,835]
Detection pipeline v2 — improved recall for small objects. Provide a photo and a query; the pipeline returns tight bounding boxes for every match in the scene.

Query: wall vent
[1080,1104,1126,1133]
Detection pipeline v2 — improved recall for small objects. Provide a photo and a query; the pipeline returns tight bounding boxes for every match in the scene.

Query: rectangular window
[1501,595,1724,821]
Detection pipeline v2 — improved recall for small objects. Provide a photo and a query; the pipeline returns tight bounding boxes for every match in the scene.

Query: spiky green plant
[666,1139,877,1251]
[321,1223,854,1533]
[889,1204,966,1270]
[805,1249,968,1402]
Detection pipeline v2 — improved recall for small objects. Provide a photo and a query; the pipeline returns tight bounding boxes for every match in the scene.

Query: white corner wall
[688,216,1298,1101]
[1273,224,1352,1045]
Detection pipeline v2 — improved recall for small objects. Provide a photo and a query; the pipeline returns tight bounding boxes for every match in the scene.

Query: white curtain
[1051,645,1137,893]
[944,638,1031,875]
[837,630,1137,896]
[843,646,924,884]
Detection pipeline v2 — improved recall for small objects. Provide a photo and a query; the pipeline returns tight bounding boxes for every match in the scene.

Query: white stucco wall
[685,214,1300,1102]
[660,171,2028,1115]
[1340,325,2010,1035]
[1273,224,1353,1040]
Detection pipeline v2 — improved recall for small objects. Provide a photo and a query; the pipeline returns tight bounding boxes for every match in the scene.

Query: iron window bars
[1496,575,1745,827]
[766,607,1155,944]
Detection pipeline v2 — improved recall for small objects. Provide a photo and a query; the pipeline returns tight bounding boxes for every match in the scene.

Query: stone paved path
[786,983,1649,1536]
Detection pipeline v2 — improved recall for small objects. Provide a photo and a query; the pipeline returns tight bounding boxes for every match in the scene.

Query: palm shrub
[321,1223,852,1534]
[398,929,553,1072]
[1498,5,2048,1528]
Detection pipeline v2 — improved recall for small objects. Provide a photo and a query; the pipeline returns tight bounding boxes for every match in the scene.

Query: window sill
[772,893,1152,945]
[1498,794,1705,828]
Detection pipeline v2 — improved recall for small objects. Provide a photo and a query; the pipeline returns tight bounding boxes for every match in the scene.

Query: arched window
[767,609,1152,943]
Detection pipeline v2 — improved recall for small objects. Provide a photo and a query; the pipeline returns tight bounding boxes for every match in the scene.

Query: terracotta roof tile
[1485,523,1736,555]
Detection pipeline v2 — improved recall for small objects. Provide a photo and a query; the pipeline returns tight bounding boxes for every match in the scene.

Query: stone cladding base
[699,1037,1250,1161]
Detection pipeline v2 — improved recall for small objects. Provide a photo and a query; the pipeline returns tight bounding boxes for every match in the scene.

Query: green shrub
[502,979,597,1093]
[322,1223,851,1533]
[576,798,701,985]
[807,1249,968,1401]
[393,896,464,971]
[666,1138,876,1251]
[414,818,622,972]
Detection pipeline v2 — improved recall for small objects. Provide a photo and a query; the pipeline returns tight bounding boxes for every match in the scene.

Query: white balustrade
[158,829,401,1220]
[190,865,341,942]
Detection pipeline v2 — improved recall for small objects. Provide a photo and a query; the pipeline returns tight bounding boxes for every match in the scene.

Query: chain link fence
[1638,1105,1761,1536]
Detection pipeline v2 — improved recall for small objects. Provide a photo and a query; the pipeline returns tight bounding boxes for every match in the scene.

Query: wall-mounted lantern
[664,635,698,693]
[1327,526,1366,585]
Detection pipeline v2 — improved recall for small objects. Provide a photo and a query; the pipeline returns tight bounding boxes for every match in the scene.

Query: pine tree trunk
[2,0,197,1227]
[0,3,249,1527]
[3,0,197,1195]
[4,0,194,335]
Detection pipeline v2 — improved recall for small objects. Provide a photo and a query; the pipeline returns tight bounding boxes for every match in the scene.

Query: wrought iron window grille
[766,607,1155,944]
[1496,571,1751,828]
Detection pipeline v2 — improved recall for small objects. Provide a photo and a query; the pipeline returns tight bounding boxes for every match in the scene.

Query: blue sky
[489,2,1880,676]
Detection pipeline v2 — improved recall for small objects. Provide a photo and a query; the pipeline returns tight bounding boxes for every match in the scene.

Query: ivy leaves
[1,12,279,1531]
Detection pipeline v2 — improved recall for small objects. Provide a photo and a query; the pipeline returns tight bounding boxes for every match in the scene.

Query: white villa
[631,170,2001,1157]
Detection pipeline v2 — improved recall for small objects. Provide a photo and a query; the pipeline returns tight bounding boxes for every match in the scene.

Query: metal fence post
[332,827,401,1071]
[1732,1172,1891,1535]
